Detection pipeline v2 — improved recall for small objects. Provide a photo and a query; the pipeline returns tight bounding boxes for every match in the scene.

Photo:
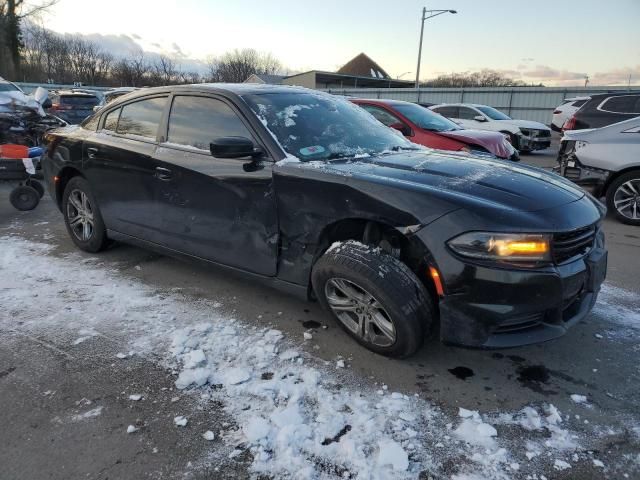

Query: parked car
[430,103,552,152]
[47,90,100,124]
[563,92,640,131]
[42,84,607,357]
[351,98,518,161]
[93,87,139,112]
[551,96,590,131]
[557,117,640,225]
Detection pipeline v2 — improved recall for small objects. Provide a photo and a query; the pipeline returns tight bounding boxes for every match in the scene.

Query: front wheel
[62,176,110,252]
[606,171,640,226]
[312,241,434,357]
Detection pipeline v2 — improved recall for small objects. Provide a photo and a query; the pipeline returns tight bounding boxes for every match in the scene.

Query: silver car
[557,117,640,225]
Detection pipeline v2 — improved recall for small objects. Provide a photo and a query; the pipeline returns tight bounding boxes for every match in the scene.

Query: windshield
[393,103,462,132]
[477,106,511,120]
[242,92,419,161]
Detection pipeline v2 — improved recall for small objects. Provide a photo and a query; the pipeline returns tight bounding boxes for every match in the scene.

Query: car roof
[55,90,99,97]
[350,98,413,107]
[432,103,486,108]
[125,83,321,97]
[587,91,640,99]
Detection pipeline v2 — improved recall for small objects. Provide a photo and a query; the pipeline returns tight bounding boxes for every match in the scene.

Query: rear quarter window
[598,95,640,114]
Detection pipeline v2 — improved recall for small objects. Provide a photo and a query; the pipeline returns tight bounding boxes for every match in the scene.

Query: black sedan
[42,84,607,357]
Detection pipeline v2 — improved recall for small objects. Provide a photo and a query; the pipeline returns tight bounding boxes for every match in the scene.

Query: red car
[350,98,519,161]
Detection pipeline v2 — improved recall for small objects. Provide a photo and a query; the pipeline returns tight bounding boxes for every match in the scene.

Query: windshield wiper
[390,145,422,152]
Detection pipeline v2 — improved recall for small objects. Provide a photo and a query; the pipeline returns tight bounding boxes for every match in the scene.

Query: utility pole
[415,7,457,89]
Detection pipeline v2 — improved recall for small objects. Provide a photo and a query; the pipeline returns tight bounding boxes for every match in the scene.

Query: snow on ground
[1,234,639,479]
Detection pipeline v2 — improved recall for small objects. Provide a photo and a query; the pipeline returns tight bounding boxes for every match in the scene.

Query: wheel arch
[309,217,439,301]
[602,166,640,196]
[55,166,85,210]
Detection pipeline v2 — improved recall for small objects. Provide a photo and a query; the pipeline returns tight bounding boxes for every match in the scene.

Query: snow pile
[454,408,498,449]
[169,321,428,478]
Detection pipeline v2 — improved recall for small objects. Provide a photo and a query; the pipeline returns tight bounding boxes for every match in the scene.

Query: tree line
[17,25,283,86]
[421,70,543,88]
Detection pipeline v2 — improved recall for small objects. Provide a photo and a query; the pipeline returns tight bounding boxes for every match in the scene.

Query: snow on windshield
[243,92,419,162]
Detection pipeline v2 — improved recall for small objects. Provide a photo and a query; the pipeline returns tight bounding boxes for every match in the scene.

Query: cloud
[131,33,141,40]
[590,65,640,85]
[523,65,587,81]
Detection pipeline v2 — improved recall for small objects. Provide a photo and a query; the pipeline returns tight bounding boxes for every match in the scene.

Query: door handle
[87,147,98,159]
[155,166,173,181]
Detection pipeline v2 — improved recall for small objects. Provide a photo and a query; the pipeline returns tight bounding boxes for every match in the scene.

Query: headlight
[519,129,531,137]
[447,232,552,262]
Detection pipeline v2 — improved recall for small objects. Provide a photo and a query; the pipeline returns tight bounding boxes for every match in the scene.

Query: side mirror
[42,98,52,109]
[390,122,411,137]
[210,136,262,159]
[473,115,487,122]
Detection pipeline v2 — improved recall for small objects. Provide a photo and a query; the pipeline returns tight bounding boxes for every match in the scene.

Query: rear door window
[432,106,459,118]
[360,105,403,126]
[167,96,254,151]
[117,97,167,139]
[458,107,479,120]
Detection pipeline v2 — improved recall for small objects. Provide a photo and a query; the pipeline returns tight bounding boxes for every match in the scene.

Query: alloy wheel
[324,278,396,347]
[67,189,94,241]
[613,179,640,220]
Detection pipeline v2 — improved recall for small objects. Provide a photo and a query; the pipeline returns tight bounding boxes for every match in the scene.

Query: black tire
[28,179,45,198]
[9,185,40,211]
[62,176,110,252]
[606,171,640,226]
[312,241,434,358]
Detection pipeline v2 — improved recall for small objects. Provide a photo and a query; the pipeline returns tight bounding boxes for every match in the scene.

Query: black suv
[48,90,100,124]
[564,92,640,131]
[42,84,607,357]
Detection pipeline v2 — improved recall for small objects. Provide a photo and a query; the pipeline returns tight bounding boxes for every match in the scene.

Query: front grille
[552,226,596,264]
[537,130,551,138]
[495,312,545,334]
[563,167,581,181]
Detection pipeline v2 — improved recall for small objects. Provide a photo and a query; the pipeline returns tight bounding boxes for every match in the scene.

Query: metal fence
[322,86,640,124]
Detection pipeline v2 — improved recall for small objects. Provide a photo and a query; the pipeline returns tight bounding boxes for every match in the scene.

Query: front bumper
[555,142,611,197]
[518,131,551,151]
[416,219,607,348]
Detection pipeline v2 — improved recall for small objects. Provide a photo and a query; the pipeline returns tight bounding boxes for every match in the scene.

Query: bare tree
[207,48,281,83]
[0,0,59,78]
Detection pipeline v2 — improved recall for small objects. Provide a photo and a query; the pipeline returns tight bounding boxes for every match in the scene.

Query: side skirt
[106,229,309,300]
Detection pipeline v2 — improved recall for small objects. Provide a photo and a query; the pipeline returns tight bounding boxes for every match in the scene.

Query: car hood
[285,150,585,213]
[437,129,514,159]
[500,119,551,130]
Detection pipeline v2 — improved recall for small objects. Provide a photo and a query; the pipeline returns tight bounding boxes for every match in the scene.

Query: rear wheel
[62,176,110,252]
[606,171,640,226]
[312,241,434,357]
[9,185,40,211]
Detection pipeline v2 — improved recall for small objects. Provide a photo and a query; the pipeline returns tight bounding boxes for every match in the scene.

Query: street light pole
[415,7,457,89]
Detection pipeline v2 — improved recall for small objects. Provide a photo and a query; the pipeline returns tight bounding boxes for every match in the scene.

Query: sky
[36,0,640,86]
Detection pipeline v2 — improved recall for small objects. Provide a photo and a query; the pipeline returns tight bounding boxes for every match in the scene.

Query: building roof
[337,53,390,80]
[243,74,285,84]
[283,70,412,88]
